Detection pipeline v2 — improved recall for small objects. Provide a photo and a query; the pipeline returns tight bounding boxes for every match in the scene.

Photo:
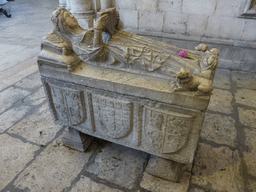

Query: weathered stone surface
[158,0,182,12]
[137,0,157,11]
[214,0,240,17]
[232,71,256,90]
[22,86,46,106]
[15,71,42,89]
[13,136,97,192]
[188,188,205,192]
[163,12,188,34]
[145,155,181,182]
[191,143,244,192]
[0,87,30,113]
[248,179,256,192]
[212,69,231,89]
[139,11,164,31]
[235,89,256,108]
[241,20,256,41]
[200,113,236,147]
[140,172,190,192]
[8,104,62,145]
[186,14,208,36]
[182,0,218,15]
[208,89,233,114]
[0,134,39,191]
[205,16,245,40]
[119,10,138,29]
[87,143,148,189]
[70,175,122,192]
[0,105,31,133]
[238,108,256,128]
[244,128,256,177]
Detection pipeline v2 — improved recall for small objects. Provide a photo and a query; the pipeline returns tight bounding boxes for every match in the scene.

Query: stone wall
[112,0,256,42]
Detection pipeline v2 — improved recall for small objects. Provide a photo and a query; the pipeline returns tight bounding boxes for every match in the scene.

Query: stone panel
[87,143,148,189]
[191,143,244,192]
[0,134,39,191]
[200,113,236,147]
[164,12,188,34]
[182,0,218,15]
[13,136,96,192]
[70,175,122,192]
[139,11,164,31]
[186,14,208,36]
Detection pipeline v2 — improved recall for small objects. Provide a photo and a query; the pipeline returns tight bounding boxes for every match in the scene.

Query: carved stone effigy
[38,7,219,183]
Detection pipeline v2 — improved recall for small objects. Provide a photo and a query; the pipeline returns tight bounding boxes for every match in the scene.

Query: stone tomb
[38,7,219,185]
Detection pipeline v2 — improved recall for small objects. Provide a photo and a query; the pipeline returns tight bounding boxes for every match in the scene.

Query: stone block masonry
[113,0,256,42]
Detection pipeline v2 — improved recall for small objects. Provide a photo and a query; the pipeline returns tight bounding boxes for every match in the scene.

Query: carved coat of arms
[50,85,85,126]
[92,95,132,139]
[144,107,193,153]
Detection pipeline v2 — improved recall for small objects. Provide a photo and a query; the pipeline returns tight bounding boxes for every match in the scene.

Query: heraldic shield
[49,85,86,126]
[92,95,133,139]
[144,107,193,153]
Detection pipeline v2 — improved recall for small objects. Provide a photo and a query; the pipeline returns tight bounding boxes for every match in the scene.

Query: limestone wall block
[158,0,182,12]
[137,0,158,11]
[163,12,188,34]
[114,0,137,10]
[241,20,256,41]
[139,10,164,31]
[186,14,208,36]
[214,0,240,17]
[182,0,218,15]
[205,16,245,40]
[119,10,138,29]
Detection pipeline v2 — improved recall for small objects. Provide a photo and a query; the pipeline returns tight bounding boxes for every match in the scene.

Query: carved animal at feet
[195,43,209,52]
[172,68,213,95]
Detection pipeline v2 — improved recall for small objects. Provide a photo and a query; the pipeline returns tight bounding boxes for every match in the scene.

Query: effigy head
[51,7,79,33]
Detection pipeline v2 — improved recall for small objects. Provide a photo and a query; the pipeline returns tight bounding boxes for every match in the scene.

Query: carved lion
[171,68,213,95]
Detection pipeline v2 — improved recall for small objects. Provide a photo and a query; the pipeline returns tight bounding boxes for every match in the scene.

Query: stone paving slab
[1,0,256,191]
[70,175,123,192]
[191,143,244,192]
[8,104,63,145]
[200,113,237,147]
[0,87,30,114]
[207,89,233,114]
[86,143,149,190]
[12,135,98,192]
[0,134,40,191]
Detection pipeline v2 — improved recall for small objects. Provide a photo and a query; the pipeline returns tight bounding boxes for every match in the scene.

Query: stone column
[100,0,112,10]
[59,0,67,7]
[70,0,95,29]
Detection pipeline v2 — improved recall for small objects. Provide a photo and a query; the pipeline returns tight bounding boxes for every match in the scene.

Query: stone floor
[1,0,256,192]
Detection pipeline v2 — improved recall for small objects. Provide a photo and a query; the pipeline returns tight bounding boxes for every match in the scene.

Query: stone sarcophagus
[38,7,219,183]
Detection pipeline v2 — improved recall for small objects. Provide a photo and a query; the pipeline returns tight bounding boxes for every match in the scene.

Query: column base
[62,127,94,152]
